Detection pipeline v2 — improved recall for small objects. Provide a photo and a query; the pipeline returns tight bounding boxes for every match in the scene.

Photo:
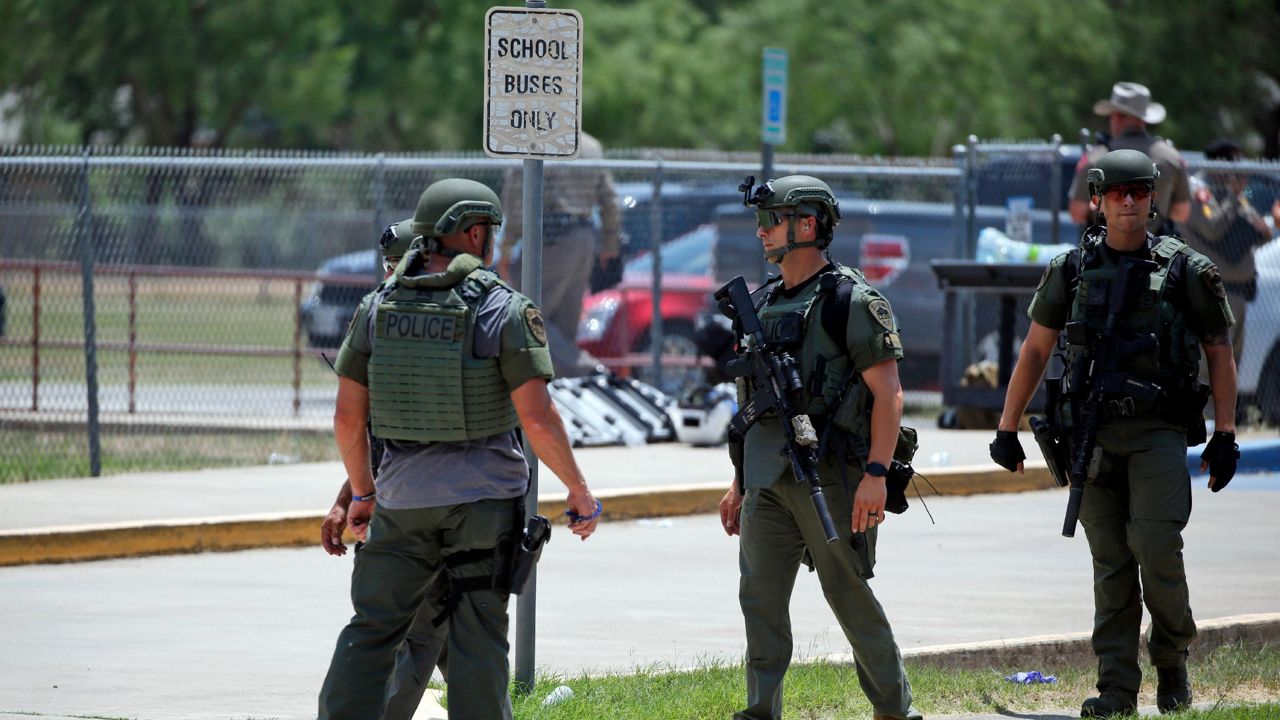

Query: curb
[0,464,1055,566]
[818,612,1280,671]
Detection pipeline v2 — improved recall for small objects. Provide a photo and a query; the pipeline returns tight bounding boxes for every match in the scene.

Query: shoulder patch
[1202,266,1227,299]
[866,298,895,331]
[524,306,548,345]
[1036,265,1053,291]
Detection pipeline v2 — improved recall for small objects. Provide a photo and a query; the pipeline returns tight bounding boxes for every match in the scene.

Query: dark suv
[299,250,381,350]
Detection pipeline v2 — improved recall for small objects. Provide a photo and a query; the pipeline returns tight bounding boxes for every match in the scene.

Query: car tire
[1257,344,1280,426]
[633,321,701,397]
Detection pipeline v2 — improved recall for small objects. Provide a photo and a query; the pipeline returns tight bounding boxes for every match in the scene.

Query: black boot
[1081,688,1137,717]
[1156,666,1192,713]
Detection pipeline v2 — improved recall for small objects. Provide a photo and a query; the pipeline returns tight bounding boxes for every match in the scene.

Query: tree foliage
[1,0,1277,156]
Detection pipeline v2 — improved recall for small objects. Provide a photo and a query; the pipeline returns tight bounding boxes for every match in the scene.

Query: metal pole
[1049,133,1062,244]
[127,272,137,414]
[77,149,102,477]
[648,160,664,389]
[515,151,544,694]
[373,153,387,284]
[31,266,41,412]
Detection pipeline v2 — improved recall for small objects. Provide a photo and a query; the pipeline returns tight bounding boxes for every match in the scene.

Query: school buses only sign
[484,7,583,159]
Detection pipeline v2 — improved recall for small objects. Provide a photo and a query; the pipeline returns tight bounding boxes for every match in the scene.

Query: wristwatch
[865,461,889,478]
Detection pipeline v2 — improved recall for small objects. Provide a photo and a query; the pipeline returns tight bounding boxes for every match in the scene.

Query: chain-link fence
[1,144,1275,481]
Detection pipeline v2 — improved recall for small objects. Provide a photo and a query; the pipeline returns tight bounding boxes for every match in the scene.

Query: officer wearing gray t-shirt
[318,179,601,720]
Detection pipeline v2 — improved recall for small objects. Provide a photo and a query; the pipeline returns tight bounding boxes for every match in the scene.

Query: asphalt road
[1,476,1276,719]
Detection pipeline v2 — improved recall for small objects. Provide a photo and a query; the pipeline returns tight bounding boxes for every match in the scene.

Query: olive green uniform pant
[737,471,917,720]
[319,498,517,720]
[1078,420,1196,695]
[382,571,449,720]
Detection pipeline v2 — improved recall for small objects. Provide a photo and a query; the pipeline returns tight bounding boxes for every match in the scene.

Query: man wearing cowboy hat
[1069,82,1191,233]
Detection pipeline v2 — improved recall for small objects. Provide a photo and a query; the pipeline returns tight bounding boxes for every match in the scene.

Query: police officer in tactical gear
[319,216,453,720]
[990,150,1239,717]
[719,175,923,720]
[318,178,600,720]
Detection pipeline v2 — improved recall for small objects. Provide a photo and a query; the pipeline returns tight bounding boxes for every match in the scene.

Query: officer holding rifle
[990,150,1239,717]
[718,175,922,720]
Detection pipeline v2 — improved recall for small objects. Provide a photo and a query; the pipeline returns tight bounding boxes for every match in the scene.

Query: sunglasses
[1102,183,1152,202]
[755,209,797,229]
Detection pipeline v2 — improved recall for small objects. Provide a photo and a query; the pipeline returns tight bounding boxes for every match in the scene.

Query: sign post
[485,3,583,694]
[759,47,787,281]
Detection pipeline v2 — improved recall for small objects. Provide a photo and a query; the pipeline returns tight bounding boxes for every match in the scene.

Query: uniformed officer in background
[1069,82,1191,233]
[318,178,601,720]
[319,216,451,720]
[497,132,622,349]
[1182,137,1277,365]
[718,175,922,720]
[990,150,1240,717]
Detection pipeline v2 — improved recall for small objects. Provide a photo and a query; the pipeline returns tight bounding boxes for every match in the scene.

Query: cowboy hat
[1092,82,1166,124]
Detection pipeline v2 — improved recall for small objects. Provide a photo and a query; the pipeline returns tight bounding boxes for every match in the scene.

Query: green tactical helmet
[411,179,504,238]
[1087,149,1159,197]
[758,175,842,231]
[378,218,417,259]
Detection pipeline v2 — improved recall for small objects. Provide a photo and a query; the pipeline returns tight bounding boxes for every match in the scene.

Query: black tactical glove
[989,430,1026,472]
[1201,430,1239,491]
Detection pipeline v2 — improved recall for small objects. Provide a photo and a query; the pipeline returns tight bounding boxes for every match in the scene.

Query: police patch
[1204,267,1227,299]
[524,307,548,345]
[1037,265,1052,292]
[867,299,895,331]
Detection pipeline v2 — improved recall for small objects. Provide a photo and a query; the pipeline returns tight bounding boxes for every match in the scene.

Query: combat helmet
[739,174,842,261]
[411,178,504,258]
[1087,149,1159,197]
[378,218,417,260]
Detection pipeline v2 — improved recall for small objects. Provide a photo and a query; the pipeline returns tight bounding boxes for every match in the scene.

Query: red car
[577,225,716,392]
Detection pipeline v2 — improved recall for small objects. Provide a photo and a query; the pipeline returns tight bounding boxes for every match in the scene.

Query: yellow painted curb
[0,464,1055,567]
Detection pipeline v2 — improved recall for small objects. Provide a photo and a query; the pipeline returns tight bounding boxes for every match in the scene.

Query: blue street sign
[762,48,787,145]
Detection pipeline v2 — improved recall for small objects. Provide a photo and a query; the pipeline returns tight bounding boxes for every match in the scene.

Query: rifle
[716,275,840,544]
[1062,256,1160,537]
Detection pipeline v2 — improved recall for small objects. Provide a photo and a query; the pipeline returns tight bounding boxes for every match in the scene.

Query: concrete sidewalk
[2,426,1063,565]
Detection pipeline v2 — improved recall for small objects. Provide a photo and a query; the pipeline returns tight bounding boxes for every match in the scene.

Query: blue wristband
[351,491,376,502]
[565,499,603,523]
[865,462,889,478]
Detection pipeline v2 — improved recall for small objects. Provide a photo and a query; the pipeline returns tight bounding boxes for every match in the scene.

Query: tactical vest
[367,254,519,443]
[1064,236,1201,403]
[741,266,876,489]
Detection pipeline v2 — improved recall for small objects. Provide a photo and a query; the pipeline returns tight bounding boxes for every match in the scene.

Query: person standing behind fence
[1069,82,1191,233]
[319,217,452,720]
[718,175,922,720]
[318,178,601,720]
[1181,138,1277,365]
[497,131,621,345]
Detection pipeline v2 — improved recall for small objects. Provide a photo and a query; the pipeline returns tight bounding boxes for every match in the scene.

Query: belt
[543,213,592,228]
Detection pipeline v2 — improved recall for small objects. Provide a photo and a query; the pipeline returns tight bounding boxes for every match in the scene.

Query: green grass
[0,428,338,483]
[0,270,343,386]
[488,643,1280,719]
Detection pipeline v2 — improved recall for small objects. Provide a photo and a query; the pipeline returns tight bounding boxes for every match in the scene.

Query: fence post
[372,153,387,285]
[293,279,303,418]
[77,148,103,476]
[128,272,137,414]
[648,159,665,390]
[1050,133,1063,244]
[31,266,41,412]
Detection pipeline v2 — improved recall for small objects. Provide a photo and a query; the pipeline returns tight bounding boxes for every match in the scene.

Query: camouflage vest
[741,266,876,489]
[367,254,519,443]
[1065,235,1201,396]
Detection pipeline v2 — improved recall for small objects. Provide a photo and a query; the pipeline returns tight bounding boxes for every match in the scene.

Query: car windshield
[624,224,716,276]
